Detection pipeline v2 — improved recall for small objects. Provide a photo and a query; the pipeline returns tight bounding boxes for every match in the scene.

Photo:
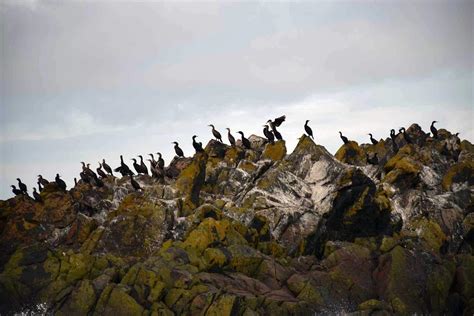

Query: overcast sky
[1,0,472,199]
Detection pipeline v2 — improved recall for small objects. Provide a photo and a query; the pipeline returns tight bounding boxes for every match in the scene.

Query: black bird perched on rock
[267,117,284,141]
[226,128,236,146]
[399,127,412,144]
[138,155,149,175]
[172,142,184,158]
[263,125,275,144]
[430,121,438,139]
[130,175,141,191]
[81,162,97,179]
[17,178,27,194]
[97,163,108,178]
[91,175,104,188]
[114,155,134,176]
[156,152,165,169]
[304,120,314,139]
[55,174,67,191]
[339,131,349,145]
[80,170,90,184]
[148,154,157,168]
[270,125,283,141]
[368,133,378,145]
[102,159,113,176]
[11,185,22,196]
[390,129,397,143]
[147,159,159,178]
[366,153,379,165]
[208,124,223,142]
[237,131,251,149]
[192,135,204,153]
[267,115,286,128]
[37,181,43,192]
[390,129,399,152]
[33,188,42,203]
[131,158,143,175]
[74,178,78,186]
[37,175,49,186]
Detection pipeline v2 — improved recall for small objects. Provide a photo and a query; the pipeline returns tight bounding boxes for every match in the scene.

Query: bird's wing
[273,115,286,127]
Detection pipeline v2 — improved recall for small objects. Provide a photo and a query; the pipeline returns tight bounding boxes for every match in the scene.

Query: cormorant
[430,121,438,139]
[263,125,275,143]
[38,181,43,192]
[226,128,236,146]
[172,142,184,158]
[366,153,379,165]
[102,159,113,176]
[131,158,143,175]
[390,129,397,143]
[368,133,378,145]
[130,175,141,191]
[17,178,27,194]
[390,130,399,152]
[91,176,104,188]
[267,115,286,127]
[55,174,67,191]
[74,178,78,186]
[114,155,134,176]
[86,163,98,179]
[192,135,204,153]
[148,154,157,168]
[267,119,283,140]
[33,188,42,203]
[339,131,349,145]
[304,120,314,139]
[399,127,412,144]
[81,162,97,179]
[11,185,22,196]
[148,159,165,180]
[208,124,223,142]
[237,131,251,149]
[37,175,49,186]
[80,171,90,184]
[156,153,165,169]
[147,159,159,178]
[97,163,108,178]
[138,155,149,175]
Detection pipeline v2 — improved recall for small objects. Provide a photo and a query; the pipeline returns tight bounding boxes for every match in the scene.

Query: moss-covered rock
[442,160,474,190]
[176,151,208,215]
[94,284,144,316]
[335,141,366,166]
[454,255,474,302]
[57,279,97,315]
[183,218,247,254]
[96,194,167,257]
[261,140,286,161]
[383,145,422,188]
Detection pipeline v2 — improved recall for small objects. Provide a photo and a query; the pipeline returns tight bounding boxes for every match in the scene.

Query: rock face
[0,124,473,315]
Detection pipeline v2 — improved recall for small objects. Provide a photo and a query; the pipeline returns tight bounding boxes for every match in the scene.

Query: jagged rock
[335,140,366,166]
[205,139,228,158]
[261,140,286,161]
[176,151,208,215]
[95,193,169,257]
[165,156,193,178]
[442,160,474,190]
[0,123,472,314]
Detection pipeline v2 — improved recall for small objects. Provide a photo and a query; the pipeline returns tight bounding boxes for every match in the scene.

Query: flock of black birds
[9,118,444,200]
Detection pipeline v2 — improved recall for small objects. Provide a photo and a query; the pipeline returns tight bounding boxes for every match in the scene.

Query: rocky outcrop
[0,123,472,314]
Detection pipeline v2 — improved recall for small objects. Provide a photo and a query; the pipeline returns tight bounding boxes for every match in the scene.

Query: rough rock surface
[0,125,473,315]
